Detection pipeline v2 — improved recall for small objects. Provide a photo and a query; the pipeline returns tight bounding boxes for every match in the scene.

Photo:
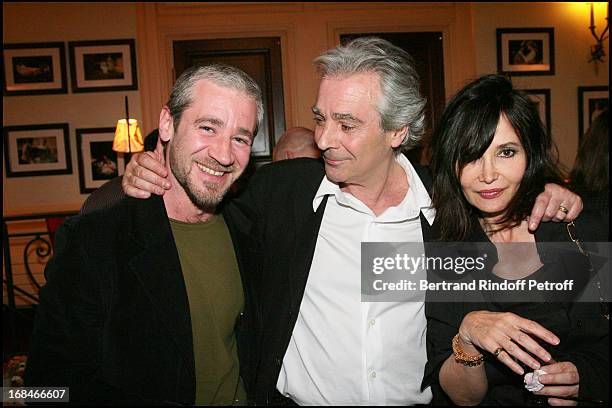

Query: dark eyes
[199,126,250,146]
[312,117,354,132]
[498,148,517,158]
[233,136,251,146]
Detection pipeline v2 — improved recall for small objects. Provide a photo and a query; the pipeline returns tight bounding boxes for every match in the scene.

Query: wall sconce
[588,2,609,63]
[113,96,144,153]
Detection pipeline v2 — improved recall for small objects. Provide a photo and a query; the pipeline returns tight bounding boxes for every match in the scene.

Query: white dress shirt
[276,154,436,405]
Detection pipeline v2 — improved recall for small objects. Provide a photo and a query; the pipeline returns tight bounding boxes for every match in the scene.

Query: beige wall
[3,2,609,217]
[134,2,476,137]
[3,2,142,215]
[472,2,609,170]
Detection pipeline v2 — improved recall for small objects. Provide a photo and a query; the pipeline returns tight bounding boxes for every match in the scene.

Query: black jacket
[232,157,438,404]
[24,177,257,405]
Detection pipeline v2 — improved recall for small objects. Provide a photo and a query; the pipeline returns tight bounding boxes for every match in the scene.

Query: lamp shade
[113,119,144,153]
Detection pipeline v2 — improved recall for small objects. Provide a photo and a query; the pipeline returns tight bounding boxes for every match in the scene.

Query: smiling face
[312,71,404,190]
[164,79,257,208]
[459,114,527,221]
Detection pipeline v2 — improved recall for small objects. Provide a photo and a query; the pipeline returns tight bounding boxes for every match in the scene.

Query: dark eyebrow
[332,112,363,124]
[236,127,254,139]
[497,142,521,149]
[194,116,224,127]
[312,107,363,124]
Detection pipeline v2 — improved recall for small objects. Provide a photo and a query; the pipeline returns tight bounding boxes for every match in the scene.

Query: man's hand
[528,184,583,231]
[533,361,579,406]
[122,147,170,198]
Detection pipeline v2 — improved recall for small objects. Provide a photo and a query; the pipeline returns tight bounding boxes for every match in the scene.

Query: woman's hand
[528,184,583,230]
[533,361,579,406]
[458,310,560,375]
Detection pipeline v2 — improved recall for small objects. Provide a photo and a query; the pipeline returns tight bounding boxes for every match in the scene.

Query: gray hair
[166,63,264,136]
[314,37,427,151]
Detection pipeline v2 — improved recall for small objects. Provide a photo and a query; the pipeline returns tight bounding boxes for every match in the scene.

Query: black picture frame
[577,86,608,143]
[3,123,72,177]
[497,28,555,76]
[3,42,67,96]
[68,39,138,93]
[520,88,551,135]
[76,127,126,193]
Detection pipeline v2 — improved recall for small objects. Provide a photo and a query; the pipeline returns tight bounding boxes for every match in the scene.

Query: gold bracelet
[452,334,484,367]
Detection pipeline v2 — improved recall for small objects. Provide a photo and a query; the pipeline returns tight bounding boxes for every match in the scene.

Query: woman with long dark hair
[423,74,609,406]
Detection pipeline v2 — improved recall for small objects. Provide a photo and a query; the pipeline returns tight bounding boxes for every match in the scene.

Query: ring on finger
[558,205,569,214]
[493,347,505,357]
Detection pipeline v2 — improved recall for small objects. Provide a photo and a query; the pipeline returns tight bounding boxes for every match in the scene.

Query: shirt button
[370,371,377,379]
[369,319,376,327]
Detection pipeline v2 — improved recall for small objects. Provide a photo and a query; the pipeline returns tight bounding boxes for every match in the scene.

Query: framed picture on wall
[68,39,138,93]
[76,127,126,193]
[3,123,72,177]
[577,86,608,142]
[2,42,67,95]
[497,28,555,76]
[519,89,551,135]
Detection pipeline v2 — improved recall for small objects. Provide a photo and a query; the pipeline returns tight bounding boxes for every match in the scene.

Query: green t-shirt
[170,214,246,406]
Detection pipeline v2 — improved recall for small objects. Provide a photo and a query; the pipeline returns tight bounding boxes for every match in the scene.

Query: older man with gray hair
[122,37,582,405]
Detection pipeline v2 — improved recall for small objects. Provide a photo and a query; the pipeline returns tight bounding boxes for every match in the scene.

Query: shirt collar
[312,154,436,225]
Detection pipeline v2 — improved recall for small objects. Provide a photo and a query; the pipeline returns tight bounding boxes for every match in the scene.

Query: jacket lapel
[289,180,329,313]
[121,196,195,379]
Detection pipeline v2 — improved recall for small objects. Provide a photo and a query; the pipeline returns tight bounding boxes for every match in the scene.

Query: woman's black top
[422,214,609,405]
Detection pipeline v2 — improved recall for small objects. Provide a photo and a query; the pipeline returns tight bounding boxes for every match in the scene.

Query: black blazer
[24,177,256,405]
[232,157,438,404]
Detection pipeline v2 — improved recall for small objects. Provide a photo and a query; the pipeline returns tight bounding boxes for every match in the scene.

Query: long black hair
[430,74,564,240]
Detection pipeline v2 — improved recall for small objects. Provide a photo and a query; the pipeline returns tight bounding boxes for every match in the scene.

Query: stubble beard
[169,146,231,210]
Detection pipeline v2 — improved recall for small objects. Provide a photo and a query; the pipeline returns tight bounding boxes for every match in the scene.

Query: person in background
[423,74,609,406]
[272,126,320,161]
[25,63,263,405]
[232,127,320,195]
[569,110,609,217]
